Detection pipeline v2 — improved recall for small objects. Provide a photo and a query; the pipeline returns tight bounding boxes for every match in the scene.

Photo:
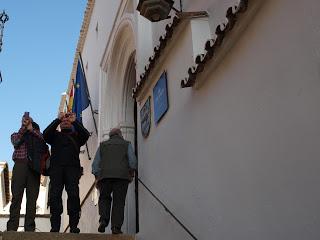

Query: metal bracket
[176,11,209,19]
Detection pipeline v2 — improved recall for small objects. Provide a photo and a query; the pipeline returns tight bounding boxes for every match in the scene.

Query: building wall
[60,0,119,232]
[136,0,320,240]
[78,0,123,205]
[70,0,320,239]
[63,0,137,233]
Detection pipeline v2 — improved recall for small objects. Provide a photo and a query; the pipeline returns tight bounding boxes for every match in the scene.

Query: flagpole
[85,143,91,160]
[65,89,92,160]
[78,52,98,136]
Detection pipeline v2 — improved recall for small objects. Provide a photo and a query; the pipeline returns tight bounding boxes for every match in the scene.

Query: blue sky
[0,0,87,169]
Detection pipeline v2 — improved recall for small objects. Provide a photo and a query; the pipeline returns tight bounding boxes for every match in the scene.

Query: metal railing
[138,178,198,240]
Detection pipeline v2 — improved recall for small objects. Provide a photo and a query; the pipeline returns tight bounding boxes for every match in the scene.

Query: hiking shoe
[24,229,35,232]
[70,227,80,234]
[98,222,107,233]
[111,227,123,234]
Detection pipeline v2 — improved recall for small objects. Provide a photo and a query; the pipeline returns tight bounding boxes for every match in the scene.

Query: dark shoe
[50,215,61,232]
[98,222,107,233]
[111,227,123,234]
[70,227,80,234]
[24,229,35,232]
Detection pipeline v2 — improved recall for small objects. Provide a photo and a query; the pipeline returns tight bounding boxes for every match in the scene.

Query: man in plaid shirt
[7,113,45,232]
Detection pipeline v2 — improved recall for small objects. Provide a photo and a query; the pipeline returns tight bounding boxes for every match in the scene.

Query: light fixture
[0,10,9,84]
[137,0,175,22]
[0,10,9,53]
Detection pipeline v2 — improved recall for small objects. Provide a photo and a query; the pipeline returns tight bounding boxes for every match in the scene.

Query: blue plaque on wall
[153,72,169,124]
[140,97,151,138]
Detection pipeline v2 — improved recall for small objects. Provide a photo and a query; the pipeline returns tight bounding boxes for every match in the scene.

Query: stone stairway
[0,232,135,240]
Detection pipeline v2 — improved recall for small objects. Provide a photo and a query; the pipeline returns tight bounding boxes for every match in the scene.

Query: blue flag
[72,59,90,122]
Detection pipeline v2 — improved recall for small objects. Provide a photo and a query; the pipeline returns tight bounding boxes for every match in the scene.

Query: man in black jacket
[43,112,90,233]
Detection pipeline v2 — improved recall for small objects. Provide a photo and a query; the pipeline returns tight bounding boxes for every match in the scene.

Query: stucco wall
[60,0,123,232]
[78,0,122,214]
[71,0,320,239]
[136,0,320,240]
[69,0,139,234]
[79,0,123,202]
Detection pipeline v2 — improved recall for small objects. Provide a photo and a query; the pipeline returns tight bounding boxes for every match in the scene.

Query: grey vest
[99,135,130,180]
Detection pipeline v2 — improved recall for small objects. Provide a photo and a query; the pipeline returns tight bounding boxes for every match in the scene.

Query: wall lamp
[137,0,207,22]
[0,10,9,83]
[0,10,9,53]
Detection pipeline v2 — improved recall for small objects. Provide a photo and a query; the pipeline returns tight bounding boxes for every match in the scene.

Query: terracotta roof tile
[132,15,181,98]
[181,0,249,88]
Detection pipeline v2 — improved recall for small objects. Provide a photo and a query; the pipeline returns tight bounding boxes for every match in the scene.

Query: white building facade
[61,0,320,239]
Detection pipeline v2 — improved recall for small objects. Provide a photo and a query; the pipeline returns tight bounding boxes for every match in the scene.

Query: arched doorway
[120,52,138,234]
[100,18,137,234]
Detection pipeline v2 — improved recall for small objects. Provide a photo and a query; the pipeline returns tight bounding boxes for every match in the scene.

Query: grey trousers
[7,162,40,231]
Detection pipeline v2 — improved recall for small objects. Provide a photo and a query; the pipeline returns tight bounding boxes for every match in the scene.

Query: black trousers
[7,162,40,231]
[49,166,80,231]
[98,178,129,229]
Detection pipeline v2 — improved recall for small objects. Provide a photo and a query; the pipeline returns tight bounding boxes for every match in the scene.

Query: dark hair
[32,122,40,131]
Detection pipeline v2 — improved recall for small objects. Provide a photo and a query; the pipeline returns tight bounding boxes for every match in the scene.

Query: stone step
[0,232,135,240]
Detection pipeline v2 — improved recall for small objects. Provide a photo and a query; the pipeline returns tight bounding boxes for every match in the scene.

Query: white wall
[73,0,320,239]
[79,0,122,213]
[136,0,320,240]
[61,0,123,232]
[69,0,138,234]
[79,0,123,200]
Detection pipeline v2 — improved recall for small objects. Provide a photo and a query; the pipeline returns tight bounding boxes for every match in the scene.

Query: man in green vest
[92,128,137,234]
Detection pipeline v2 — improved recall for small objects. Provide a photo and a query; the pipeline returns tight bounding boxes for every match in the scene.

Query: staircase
[0,232,135,240]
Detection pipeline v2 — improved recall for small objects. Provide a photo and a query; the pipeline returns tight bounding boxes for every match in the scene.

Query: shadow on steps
[0,232,135,240]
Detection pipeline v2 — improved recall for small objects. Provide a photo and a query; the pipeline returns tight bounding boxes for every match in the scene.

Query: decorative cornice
[181,0,249,88]
[132,15,181,99]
